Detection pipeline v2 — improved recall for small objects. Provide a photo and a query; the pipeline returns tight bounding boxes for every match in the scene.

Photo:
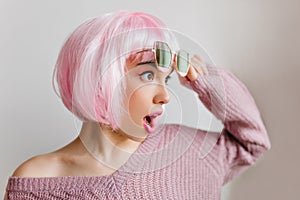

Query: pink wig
[53,11,179,129]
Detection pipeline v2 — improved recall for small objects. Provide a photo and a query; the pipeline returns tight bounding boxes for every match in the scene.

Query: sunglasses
[152,41,190,77]
[133,41,190,77]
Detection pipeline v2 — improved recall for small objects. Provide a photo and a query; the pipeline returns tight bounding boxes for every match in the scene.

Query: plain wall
[1,0,299,199]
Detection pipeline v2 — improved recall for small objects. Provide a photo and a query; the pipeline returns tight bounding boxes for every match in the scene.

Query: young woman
[5,11,271,199]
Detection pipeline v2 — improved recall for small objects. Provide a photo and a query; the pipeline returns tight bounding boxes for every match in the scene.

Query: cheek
[128,87,152,121]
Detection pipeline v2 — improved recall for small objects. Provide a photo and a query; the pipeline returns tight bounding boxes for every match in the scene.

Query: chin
[118,121,149,140]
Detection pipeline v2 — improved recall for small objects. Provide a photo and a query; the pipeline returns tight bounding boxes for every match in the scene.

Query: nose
[153,84,170,105]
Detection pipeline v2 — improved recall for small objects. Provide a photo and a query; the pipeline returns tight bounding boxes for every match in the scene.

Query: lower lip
[142,111,162,134]
[143,121,156,133]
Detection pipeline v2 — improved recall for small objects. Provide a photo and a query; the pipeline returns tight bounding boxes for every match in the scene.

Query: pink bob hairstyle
[53,11,179,130]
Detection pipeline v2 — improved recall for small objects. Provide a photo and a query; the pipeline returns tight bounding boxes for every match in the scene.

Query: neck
[79,121,143,170]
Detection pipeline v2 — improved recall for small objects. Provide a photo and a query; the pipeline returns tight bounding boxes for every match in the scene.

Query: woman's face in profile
[118,50,173,138]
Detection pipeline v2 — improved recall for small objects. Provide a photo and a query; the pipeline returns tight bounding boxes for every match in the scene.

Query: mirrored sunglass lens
[155,42,172,69]
[177,50,189,74]
[156,49,172,68]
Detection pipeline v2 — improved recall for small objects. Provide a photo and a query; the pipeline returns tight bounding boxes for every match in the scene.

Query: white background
[1,0,299,199]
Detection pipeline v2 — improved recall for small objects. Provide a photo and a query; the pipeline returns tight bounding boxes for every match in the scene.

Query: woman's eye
[140,71,154,81]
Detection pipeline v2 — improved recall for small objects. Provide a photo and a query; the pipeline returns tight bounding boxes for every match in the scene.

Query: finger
[190,63,204,76]
[194,54,205,62]
[191,55,208,75]
[199,62,208,75]
[190,57,204,76]
[177,75,193,89]
[186,65,198,81]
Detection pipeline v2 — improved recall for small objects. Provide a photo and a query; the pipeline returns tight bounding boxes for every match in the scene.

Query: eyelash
[165,76,171,85]
[139,71,171,85]
[139,71,154,81]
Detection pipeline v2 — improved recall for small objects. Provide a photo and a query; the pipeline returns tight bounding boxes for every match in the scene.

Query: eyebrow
[128,51,174,77]
[137,61,155,66]
[137,61,174,76]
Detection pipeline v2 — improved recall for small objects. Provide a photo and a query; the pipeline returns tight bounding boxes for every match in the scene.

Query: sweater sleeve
[188,64,271,184]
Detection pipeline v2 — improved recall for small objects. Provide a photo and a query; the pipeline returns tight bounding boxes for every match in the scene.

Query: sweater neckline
[9,124,164,181]
[7,131,163,194]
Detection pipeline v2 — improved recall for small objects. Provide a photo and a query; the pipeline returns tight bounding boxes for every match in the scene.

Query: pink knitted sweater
[4,66,271,200]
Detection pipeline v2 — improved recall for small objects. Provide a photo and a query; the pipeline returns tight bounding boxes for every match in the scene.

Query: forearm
[190,64,271,164]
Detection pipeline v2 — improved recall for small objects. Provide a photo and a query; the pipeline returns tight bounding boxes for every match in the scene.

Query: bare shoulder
[12,138,83,178]
[12,153,62,177]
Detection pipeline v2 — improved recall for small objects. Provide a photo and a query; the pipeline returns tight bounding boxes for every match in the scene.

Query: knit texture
[4,66,271,200]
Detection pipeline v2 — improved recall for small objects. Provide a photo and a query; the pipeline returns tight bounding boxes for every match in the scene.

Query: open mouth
[145,116,152,125]
[143,111,162,133]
